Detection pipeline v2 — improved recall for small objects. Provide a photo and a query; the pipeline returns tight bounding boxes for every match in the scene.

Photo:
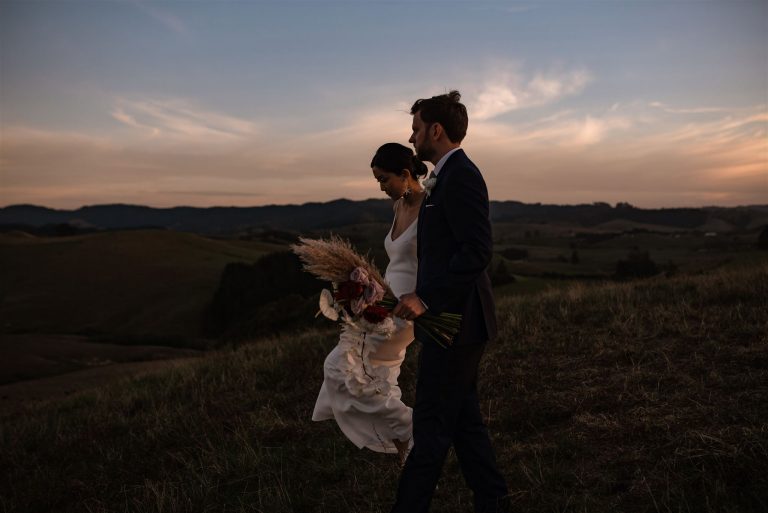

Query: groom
[392,91,510,512]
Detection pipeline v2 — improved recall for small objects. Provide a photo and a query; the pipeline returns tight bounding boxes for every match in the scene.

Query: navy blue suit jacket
[415,149,498,346]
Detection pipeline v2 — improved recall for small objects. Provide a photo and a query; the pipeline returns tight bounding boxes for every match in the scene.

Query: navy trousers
[391,341,509,513]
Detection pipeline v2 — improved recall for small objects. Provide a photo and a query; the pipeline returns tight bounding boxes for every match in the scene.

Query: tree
[203,252,323,339]
[615,249,659,279]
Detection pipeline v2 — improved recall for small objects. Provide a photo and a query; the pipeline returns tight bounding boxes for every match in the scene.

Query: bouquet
[291,236,461,348]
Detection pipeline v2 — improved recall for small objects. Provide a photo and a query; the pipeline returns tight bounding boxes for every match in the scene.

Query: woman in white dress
[312,142,427,464]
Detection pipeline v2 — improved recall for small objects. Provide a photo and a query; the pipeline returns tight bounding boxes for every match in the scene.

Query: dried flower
[292,236,462,348]
[291,236,390,292]
[318,289,339,320]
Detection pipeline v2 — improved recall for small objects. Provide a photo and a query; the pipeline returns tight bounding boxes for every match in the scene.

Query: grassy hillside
[0,230,284,346]
[1,263,765,512]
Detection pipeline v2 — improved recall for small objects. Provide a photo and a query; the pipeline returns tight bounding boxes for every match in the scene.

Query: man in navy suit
[392,91,510,512]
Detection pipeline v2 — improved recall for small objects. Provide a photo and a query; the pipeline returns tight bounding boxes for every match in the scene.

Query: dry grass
[1,264,766,512]
[291,236,390,293]
[486,264,768,512]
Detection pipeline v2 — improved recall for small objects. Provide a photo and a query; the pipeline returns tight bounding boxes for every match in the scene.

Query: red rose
[335,280,365,301]
[363,305,390,323]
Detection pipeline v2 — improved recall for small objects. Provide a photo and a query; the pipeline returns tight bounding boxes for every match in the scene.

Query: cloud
[649,102,730,115]
[467,104,767,207]
[470,110,633,149]
[471,67,591,120]
[659,110,768,183]
[110,98,260,143]
[133,1,189,35]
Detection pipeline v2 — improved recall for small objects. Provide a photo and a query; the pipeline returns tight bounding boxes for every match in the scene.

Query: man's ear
[431,122,444,140]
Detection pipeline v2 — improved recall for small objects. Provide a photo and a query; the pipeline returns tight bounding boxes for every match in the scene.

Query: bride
[312,142,427,464]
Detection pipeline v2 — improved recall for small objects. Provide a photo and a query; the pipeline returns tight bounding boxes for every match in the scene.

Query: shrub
[614,249,659,279]
[203,252,323,339]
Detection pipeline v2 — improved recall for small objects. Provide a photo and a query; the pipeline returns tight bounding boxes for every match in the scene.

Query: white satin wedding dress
[312,206,417,453]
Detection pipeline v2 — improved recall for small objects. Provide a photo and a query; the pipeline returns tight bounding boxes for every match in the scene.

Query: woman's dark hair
[410,90,468,143]
[370,142,428,179]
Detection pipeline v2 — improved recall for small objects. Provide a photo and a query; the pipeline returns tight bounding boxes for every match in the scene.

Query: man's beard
[415,142,436,163]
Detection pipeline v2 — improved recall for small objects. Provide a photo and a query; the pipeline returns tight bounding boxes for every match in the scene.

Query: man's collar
[432,147,462,177]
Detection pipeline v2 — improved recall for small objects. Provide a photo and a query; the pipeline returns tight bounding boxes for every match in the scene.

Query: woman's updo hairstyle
[371,143,428,179]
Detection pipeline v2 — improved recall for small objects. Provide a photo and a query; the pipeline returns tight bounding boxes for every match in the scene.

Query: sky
[1,0,766,209]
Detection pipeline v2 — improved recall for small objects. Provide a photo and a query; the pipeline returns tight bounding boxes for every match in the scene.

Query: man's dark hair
[410,90,468,143]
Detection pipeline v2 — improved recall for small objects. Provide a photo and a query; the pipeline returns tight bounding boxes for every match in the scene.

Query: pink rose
[350,267,370,286]
[363,280,385,304]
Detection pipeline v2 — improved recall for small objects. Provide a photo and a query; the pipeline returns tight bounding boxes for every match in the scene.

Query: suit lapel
[416,149,464,261]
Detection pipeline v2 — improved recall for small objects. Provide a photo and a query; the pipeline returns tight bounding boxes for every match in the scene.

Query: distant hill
[0,200,393,234]
[2,200,766,234]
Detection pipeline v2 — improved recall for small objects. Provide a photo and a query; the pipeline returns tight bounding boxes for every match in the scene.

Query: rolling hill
[0,230,284,346]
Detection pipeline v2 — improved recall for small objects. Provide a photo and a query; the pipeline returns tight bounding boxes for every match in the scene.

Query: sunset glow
[1,0,766,209]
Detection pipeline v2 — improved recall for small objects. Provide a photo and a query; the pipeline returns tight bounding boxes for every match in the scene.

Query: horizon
[3,196,768,213]
[1,1,766,209]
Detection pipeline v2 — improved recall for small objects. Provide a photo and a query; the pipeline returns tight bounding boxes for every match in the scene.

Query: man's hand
[392,292,427,321]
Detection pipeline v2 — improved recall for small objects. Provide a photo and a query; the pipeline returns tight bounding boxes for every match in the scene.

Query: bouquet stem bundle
[377,297,461,349]
[292,236,461,348]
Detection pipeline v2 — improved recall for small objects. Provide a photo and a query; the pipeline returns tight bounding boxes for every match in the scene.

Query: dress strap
[389,199,402,240]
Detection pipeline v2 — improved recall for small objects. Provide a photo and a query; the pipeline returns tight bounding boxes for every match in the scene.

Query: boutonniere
[423,176,437,197]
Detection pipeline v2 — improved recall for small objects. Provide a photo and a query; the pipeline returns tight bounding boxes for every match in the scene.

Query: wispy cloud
[503,5,537,14]
[652,110,768,182]
[470,67,591,120]
[3,100,765,209]
[111,98,260,143]
[471,110,633,148]
[467,103,767,206]
[649,101,730,114]
[132,1,189,35]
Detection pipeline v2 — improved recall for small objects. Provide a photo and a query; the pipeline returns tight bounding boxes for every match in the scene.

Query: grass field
[1,263,765,512]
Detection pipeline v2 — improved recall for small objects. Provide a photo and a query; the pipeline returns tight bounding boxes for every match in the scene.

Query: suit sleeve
[417,167,493,314]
